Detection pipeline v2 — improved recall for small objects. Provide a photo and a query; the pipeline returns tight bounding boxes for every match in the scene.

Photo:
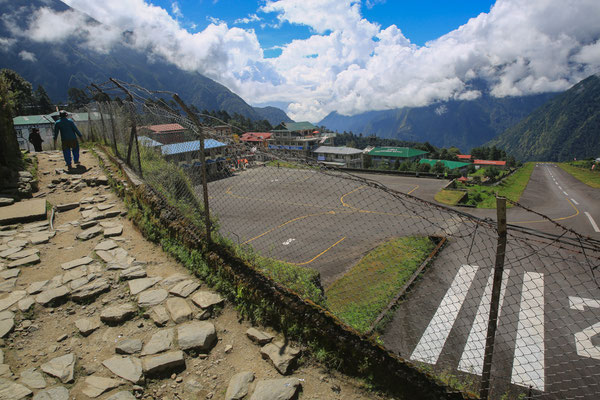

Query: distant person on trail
[53,110,83,169]
[28,127,43,152]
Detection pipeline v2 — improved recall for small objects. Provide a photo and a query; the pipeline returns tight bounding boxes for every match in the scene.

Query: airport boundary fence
[81,80,600,400]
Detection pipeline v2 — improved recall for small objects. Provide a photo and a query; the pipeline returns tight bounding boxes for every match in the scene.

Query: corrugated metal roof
[13,115,53,125]
[457,154,472,159]
[369,147,428,158]
[419,159,471,170]
[138,136,162,147]
[313,146,363,155]
[283,121,316,132]
[160,139,227,156]
[241,132,272,142]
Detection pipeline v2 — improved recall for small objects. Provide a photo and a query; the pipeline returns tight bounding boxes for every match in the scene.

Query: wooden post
[109,79,142,176]
[480,197,508,400]
[172,94,211,243]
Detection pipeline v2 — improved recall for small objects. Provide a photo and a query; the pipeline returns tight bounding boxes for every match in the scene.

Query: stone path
[0,150,384,400]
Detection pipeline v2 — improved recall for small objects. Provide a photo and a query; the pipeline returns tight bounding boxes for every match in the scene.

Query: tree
[417,163,431,172]
[432,161,445,174]
[34,85,53,114]
[0,69,34,115]
[484,166,500,179]
[0,74,23,168]
[363,154,372,169]
[68,87,89,109]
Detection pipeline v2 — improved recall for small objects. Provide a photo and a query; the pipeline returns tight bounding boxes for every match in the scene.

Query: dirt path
[0,150,386,400]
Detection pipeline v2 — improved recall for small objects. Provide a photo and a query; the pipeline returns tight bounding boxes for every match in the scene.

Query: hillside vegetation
[488,75,600,161]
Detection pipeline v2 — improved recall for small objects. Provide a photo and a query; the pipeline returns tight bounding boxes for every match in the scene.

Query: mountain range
[488,74,600,161]
[0,0,291,126]
[318,90,558,152]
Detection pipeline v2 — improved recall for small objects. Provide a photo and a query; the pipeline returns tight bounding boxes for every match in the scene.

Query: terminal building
[268,122,333,157]
[366,146,428,167]
[312,146,364,168]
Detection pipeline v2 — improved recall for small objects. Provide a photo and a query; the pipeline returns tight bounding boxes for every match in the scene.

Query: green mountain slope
[488,75,600,161]
[0,0,290,125]
[318,91,556,152]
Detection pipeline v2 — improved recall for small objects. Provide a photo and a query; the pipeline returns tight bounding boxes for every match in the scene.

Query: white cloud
[18,50,36,62]
[171,2,183,19]
[234,14,261,25]
[18,0,600,122]
[0,37,17,51]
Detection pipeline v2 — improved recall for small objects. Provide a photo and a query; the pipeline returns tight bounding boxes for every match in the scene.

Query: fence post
[172,94,212,244]
[480,196,507,399]
[109,79,143,177]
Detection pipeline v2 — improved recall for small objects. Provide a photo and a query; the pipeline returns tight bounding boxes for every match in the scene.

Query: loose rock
[102,356,143,384]
[142,351,185,376]
[116,339,143,355]
[169,280,200,298]
[191,291,224,309]
[82,375,124,398]
[35,286,69,306]
[249,378,301,400]
[75,318,101,336]
[246,328,274,345]
[137,289,168,307]
[40,353,76,383]
[128,277,161,296]
[165,297,192,324]
[61,256,93,270]
[77,226,103,241]
[149,305,169,327]
[141,329,174,355]
[0,377,32,399]
[100,303,137,324]
[32,386,69,400]
[19,368,47,389]
[260,342,300,375]
[225,371,254,400]
[177,321,217,352]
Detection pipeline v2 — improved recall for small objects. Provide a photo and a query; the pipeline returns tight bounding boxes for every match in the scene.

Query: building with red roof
[457,154,472,160]
[139,123,189,144]
[474,159,507,169]
[240,132,272,143]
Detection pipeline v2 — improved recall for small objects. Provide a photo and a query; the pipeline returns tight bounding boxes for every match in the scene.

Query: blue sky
[152,0,495,57]
[49,1,600,120]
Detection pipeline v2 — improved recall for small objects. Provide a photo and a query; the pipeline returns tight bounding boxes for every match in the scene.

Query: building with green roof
[418,158,471,170]
[367,146,428,167]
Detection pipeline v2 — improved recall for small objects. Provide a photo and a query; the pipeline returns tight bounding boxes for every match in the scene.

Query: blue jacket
[54,118,83,142]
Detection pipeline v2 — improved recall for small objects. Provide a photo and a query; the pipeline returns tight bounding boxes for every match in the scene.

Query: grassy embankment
[326,236,436,334]
[559,162,600,189]
[434,189,465,206]
[436,162,535,208]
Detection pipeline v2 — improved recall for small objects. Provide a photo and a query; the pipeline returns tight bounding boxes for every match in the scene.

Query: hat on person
[59,110,68,118]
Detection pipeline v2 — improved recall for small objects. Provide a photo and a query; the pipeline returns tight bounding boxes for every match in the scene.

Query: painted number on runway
[282,238,296,245]
[570,296,600,360]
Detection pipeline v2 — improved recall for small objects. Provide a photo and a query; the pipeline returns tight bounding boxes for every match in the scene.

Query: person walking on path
[28,127,43,152]
[53,110,83,169]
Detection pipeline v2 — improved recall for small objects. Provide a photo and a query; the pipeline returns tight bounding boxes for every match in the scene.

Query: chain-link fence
[82,80,600,399]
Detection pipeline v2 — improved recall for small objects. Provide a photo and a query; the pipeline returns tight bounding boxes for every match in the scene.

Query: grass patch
[559,162,600,189]
[325,236,436,334]
[434,189,466,206]
[462,162,534,208]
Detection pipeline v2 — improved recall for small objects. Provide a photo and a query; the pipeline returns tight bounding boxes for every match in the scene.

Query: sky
[9,0,600,121]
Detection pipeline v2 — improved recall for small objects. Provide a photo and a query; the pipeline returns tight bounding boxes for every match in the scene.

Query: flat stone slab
[137,289,168,307]
[56,202,79,212]
[18,296,35,312]
[142,350,185,375]
[166,297,192,324]
[77,226,103,241]
[0,269,19,279]
[0,278,17,293]
[116,339,143,355]
[40,353,75,383]
[96,247,133,266]
[82,375,123,398]
[100,303,137,324]
[191,291,224,309]
[6,248,39,260]
[0,377,32,399]
[260,342,300,375]
[105,392,136,400]
[30,231,55,245]
[27,280,48,295]
[102,356,143,384]
[0,315,14,338]
[159,274,189,289]
[169,280,200,298]
[35,286,70,306]
[0,290,27,311]
[177,321,217,352]
[128,277,161,296]
[95,240,117,251]
[246,328,274,345]
[141,329,174,355]
[149,305,169,327]
[8,254,40,268]
[62,266,87,283]
[75,318,101,336]
[19,368,47,389]
[225,371,254,400]
[0,246,24,258]
[32,386,69,400]
[103,226,123,238]
[0,199,46,225]
[71,278,110,302]
[61,256,93,270]
[119,265,146,281]
[249,378,301,400]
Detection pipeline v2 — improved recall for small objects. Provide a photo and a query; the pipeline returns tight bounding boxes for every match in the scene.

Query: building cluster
[13,112,506,177]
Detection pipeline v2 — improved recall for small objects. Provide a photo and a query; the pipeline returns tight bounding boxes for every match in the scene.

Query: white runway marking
[563,191,569,196]
[569,296,600,360]
[411,264,479,364]
[558,186,563,190]
[282,238,296,245]
[571,198,579,205]
[585,212,600,232]
[458,270,510,375]
[511,272,545,391]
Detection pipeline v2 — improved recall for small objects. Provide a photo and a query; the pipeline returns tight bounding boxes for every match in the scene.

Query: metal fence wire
[82,80,600,400]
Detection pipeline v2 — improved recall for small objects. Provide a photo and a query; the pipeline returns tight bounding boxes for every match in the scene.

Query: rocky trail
[0,150,384,400]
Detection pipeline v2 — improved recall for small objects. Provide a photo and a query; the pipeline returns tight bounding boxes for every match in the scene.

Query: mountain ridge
[0,0,291,126]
